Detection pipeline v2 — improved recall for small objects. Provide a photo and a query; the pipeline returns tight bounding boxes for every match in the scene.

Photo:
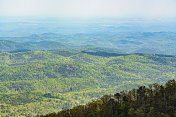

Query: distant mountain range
[0,31,176,55]
[0,40,124,55]
[0,40,71,52]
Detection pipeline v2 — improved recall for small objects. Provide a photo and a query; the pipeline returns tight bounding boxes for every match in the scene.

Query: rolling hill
[1,31,176,55]
[0,50,176,116]
[0,40,72,52]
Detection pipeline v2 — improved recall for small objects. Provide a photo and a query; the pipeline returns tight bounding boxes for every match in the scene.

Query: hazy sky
[0,0,176,18]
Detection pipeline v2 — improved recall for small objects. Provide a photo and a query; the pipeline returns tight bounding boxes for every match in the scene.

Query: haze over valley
[1,0,176,116]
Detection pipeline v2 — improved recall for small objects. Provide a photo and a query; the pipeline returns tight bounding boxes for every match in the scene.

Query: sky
[0,0,176,18]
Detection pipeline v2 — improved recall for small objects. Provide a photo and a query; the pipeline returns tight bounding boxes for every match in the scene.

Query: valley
[0,50,176,116]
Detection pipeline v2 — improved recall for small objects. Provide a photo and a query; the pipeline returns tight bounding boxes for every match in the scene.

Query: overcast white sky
[0,0,176,18]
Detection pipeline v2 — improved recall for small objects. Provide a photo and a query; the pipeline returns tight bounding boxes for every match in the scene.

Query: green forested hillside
[41,79,176,117]
[0,40,31,52]
[0,50,176,116]
[0,40,71,52]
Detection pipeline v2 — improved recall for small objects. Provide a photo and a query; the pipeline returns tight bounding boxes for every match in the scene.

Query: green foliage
[41,80,176,117]
[0,50,176,116]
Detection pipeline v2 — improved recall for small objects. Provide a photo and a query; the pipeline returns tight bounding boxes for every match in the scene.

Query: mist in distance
[0,0,176,55]
[0,0,176,18]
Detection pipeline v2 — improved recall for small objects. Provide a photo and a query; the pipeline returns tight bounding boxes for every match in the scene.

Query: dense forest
[0,14,176,117]
[40,79,176,117]
[0,50,176,116]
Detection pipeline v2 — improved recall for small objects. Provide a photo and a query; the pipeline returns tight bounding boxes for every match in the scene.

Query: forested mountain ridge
[0,50,176,116]
[40,79,176,117]
[0,40,71,52]
[1,31,176,55]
